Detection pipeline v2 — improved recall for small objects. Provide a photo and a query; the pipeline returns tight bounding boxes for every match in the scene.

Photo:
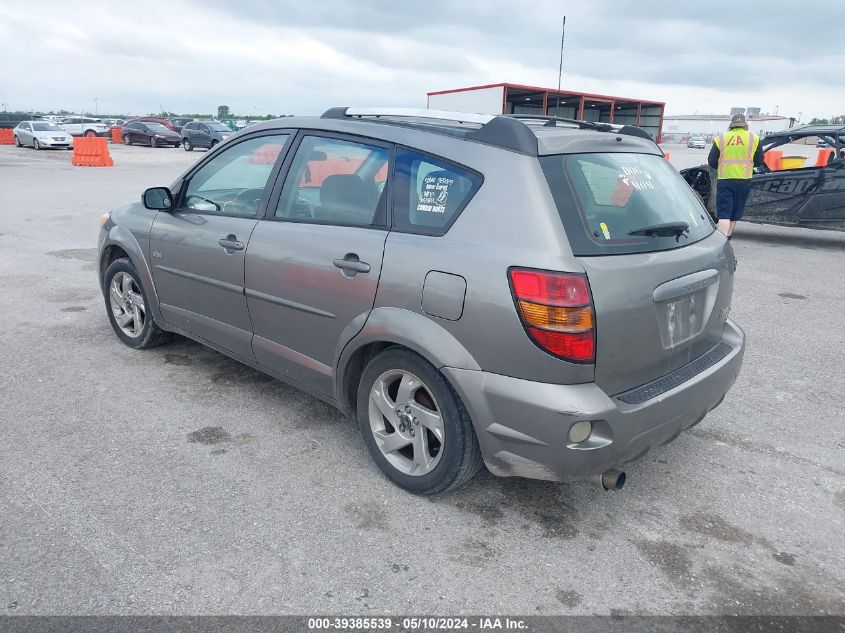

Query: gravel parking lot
[0,142,843,616]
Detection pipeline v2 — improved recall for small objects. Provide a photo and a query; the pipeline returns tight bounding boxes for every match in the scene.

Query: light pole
[1,102,7,112]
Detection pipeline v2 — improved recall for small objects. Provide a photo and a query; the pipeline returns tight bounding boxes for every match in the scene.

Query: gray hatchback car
[98,107,745,495]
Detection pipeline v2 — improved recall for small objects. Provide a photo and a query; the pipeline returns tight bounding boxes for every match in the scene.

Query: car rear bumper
[444,319,745,482]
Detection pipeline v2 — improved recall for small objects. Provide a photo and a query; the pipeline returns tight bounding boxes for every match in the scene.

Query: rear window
[540,153,714,256]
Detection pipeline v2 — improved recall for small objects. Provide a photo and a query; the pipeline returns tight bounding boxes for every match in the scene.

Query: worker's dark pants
[716,179,752,221]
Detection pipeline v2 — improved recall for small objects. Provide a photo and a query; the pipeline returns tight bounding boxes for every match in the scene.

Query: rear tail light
[509,268,595,363]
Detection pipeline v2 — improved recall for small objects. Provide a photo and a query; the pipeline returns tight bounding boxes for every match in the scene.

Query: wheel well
[100,245,129,286]
[340,341,395,415]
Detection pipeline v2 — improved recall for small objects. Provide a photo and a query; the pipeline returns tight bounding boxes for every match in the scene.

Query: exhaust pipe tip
[588,469,626,491]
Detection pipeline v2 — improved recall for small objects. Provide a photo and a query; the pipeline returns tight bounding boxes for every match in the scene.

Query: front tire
[150,136,157,148]
[14,135,21,147]
[356,347,483,495]
[182,138,193,151]
[210,140,219,149]
[103,258,170,349]
[32,138,41,150]
[123,135,131,145]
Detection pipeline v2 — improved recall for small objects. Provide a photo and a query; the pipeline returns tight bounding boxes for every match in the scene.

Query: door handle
[218,234,244,251]
[333,254,370,275]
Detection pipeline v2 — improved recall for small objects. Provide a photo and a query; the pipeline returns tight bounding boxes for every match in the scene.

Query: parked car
[122,121,181,147]
[13,120,73,149]
[681,124,845,231]
[687,136,707,149]
[98,107,744,494]
[125,117,178,132]
[61,117,109,137]
[168,117,195,133]
[181,120,234,150]
[817,138,829,148]
[0,112,42,129]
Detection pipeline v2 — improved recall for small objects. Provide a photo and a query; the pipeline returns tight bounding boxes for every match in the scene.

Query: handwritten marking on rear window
[619,167,654,191]
[417,176,454,213]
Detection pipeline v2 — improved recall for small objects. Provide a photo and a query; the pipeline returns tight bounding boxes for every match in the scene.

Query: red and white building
[426,82,666,140]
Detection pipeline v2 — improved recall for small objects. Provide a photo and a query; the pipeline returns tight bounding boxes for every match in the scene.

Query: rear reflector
[509,268,595,363]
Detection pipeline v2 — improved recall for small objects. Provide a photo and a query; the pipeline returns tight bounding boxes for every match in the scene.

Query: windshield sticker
[417,175,453,214]
[599,222,611,239]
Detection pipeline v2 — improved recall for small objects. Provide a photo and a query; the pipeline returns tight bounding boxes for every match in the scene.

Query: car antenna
[555,16,566,117]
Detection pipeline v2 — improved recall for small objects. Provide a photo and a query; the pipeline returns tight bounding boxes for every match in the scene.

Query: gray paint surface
[0,145,842,614]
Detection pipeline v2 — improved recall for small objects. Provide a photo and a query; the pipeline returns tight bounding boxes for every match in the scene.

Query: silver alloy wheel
[33,138,40,150]
[109,272,145,338]
[368,370,445,476]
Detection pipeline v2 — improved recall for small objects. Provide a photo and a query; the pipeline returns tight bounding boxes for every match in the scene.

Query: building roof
[664,114,791,121]
[426,82,664,106]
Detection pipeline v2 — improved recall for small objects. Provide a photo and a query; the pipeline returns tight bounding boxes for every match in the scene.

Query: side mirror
[143,187,174,210]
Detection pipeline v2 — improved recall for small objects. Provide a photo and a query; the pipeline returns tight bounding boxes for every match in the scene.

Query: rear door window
[540,152,714,255]
[392,148,482,235]
[274,135,390,227]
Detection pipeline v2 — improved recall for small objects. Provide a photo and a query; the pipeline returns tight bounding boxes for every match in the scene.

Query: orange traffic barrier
[72,137,114,167]
[0,129,14,145]
[815,148,834,166]
[764,150,782,171]
[110,127,123,144]
[663,152,670,161]
[248,143,283,164]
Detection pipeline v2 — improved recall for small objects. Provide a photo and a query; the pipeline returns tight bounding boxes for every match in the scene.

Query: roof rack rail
[320,107,539,155]
[506,114,655,142]
[322,106,494,125]
[506,113,609,131]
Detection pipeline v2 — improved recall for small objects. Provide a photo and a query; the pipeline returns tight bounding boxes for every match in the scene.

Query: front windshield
[33,123,61,131]
[145,123,170,132]
[206,122,230,132]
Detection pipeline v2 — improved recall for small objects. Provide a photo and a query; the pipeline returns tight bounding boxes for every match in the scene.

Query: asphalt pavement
[0,142,842,616]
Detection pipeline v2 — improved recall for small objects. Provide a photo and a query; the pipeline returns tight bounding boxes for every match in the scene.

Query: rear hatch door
[540,151,736,395]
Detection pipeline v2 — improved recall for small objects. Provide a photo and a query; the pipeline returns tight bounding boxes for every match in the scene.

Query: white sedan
[687,136,707,149]
[14,121,74,150]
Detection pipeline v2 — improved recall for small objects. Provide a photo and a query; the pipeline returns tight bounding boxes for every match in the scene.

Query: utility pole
[555,16,566,117]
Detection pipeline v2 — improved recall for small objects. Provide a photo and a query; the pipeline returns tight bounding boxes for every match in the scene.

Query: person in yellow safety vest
[707,113,764,239]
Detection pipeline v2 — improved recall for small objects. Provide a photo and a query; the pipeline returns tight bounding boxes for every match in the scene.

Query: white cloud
[1,0,843,121]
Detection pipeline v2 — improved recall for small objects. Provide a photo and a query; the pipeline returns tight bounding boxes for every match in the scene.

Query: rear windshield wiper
[628,221,690,237]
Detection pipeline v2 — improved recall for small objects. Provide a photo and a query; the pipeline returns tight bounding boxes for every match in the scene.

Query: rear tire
[123,135,131,145]
[182,138,193,151]
[356,347,483,495]
[85,130,96,138]
[210,140,219,149]
[103,258,170,349]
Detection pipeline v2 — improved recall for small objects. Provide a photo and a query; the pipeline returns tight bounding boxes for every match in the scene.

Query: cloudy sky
[1,0,843,120]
